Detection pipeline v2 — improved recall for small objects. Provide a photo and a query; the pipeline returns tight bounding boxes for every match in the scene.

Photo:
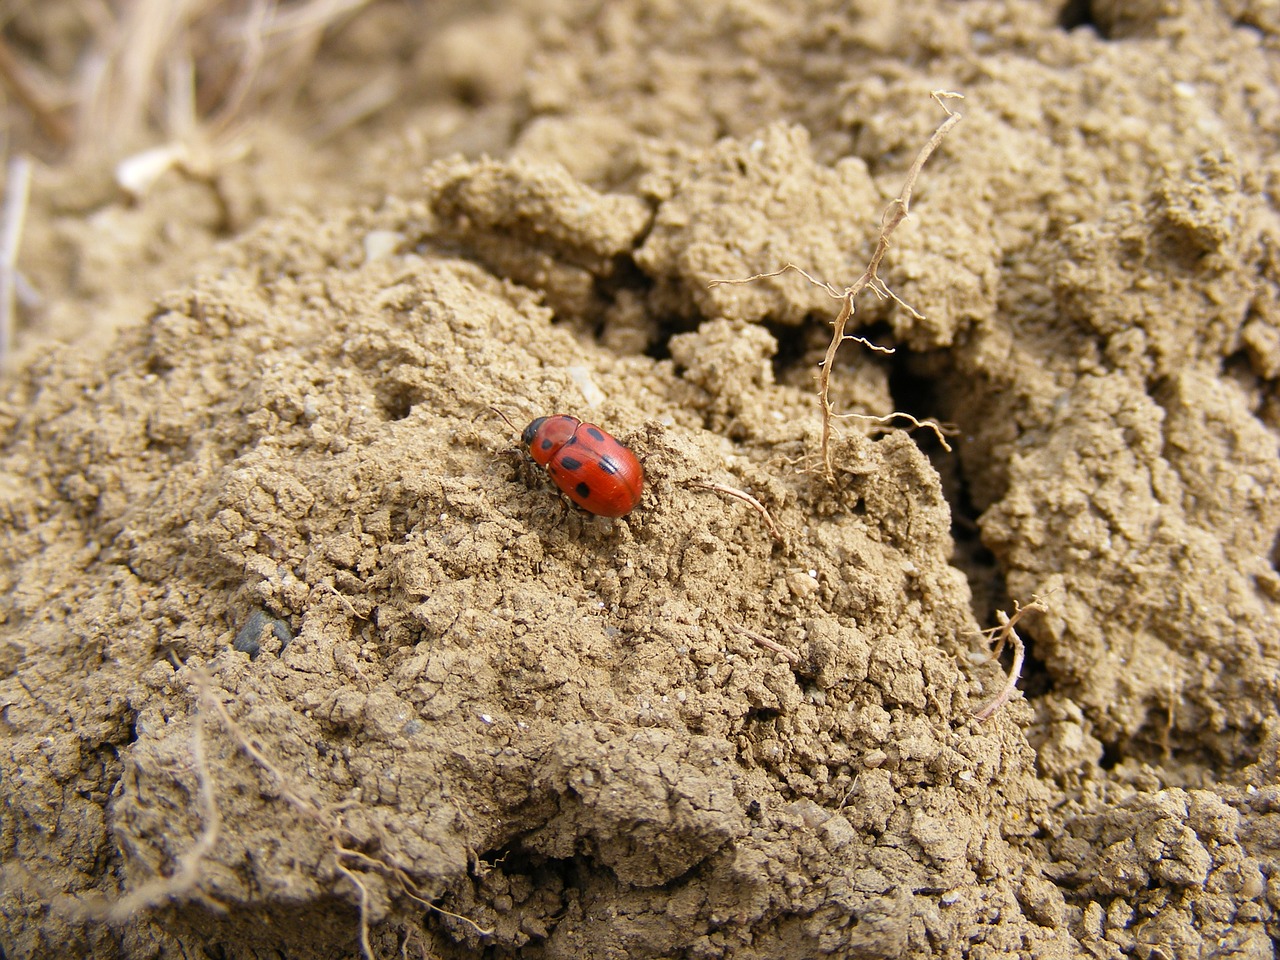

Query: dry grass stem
[207,0,373,133]
[71,0,374,158]
[310,70,400,141]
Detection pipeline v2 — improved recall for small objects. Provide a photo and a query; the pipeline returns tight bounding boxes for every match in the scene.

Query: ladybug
[509,413,644,518]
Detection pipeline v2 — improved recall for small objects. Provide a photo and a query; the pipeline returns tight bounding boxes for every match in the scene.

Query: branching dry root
[56,669,490,958]
[971,596,1048,721]
[205,687,495,955]
[45,674,222,925]
[711,91,963,478]
[102,674,222,922]
[833,410,957,452]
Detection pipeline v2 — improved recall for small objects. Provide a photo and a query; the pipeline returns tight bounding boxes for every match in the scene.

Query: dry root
[205,689,495,955]
[52,668,490,957]
[971,596,1048,721]
[833,411,957,453]
[104,674,222,922]
[45,673,222,924]
[692,480,784,543]
[711,91,963,478]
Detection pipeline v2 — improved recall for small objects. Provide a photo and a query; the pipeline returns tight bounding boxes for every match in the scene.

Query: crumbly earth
[2,1,1279,958]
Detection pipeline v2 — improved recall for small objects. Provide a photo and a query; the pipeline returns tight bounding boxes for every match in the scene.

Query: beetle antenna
[480,406,520,432]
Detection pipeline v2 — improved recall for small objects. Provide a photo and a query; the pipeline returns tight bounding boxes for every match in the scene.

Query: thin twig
[812,92,963,477]
[729,622,801,664]
[710,261,843,298]
[843,334,896,356]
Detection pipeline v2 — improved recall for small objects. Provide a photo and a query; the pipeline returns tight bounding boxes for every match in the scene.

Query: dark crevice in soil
[764,317,817,385]
[1098,739,1122,771]
[1058,0,1102,34]
[889,349,1001,619]
[375,382,420,421]
[885,347,945,454]
[1014,636,1053,702]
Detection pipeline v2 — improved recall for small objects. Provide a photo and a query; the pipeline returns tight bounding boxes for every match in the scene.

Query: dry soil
[2,1,1279,958]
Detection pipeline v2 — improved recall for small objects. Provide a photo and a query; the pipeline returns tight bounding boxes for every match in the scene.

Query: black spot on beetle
[560,456,584,471]
[575,481,591,498]
[598,456,620,475]
[586,426,606,442]
[540,438,554,451]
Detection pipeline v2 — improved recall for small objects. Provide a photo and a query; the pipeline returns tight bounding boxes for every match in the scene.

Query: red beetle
[515,414,644,518]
